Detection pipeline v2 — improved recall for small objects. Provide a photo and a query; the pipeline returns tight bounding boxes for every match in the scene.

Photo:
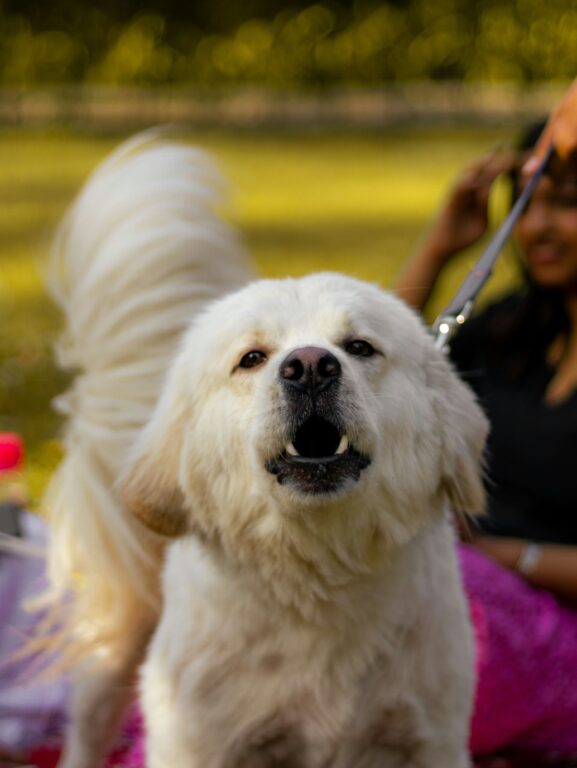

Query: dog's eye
[238,350,268,369]
[345,339,375,358]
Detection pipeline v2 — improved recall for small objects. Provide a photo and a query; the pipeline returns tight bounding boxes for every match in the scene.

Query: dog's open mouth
[265,415,370,494]
[285,415,347,461]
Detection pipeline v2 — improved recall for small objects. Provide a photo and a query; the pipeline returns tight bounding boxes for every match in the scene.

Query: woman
[397,123,577,758]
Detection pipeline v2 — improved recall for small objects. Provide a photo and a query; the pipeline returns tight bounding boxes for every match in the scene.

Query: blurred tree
[0,0,575,88]
[0,0,324,32]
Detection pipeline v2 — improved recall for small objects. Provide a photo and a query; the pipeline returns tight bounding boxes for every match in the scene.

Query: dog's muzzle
[265,346,371,495]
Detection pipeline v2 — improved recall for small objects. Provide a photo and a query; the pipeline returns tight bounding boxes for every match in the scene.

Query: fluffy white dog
[43,134,487,768]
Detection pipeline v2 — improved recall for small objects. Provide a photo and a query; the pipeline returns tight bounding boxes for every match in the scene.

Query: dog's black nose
[279,346,341,394]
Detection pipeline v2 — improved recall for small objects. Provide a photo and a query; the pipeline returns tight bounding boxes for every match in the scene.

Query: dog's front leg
[334,696,472,768]
[58,629,152,768]
[336,741,471,768]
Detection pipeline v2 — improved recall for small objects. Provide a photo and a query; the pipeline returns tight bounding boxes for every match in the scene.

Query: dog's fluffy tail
[42,132,255,656]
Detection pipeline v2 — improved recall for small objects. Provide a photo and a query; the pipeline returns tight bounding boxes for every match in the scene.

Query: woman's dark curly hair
[485,120,570,381]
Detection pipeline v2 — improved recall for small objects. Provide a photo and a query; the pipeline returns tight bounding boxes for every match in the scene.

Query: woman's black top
[450,293,577,545]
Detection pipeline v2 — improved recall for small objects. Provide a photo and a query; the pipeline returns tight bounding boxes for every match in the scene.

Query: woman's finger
[523,78,577,174]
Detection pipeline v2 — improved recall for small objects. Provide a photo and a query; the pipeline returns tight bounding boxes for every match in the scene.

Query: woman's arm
[397,152,515,312]
[394,235,451,312]
[471,534,577,603]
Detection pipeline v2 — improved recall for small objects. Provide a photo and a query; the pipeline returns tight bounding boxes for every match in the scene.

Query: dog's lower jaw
[265,448,371,496]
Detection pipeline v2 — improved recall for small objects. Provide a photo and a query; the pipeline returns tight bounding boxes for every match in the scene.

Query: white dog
[43,134,487,768]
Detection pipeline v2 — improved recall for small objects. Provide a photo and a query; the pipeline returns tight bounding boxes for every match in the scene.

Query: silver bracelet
[516,542,542,575]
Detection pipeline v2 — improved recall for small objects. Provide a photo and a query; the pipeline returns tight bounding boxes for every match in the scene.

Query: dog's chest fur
[142,521,472,768]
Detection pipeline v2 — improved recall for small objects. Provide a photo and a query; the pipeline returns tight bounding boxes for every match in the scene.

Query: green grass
[0,126,521,505]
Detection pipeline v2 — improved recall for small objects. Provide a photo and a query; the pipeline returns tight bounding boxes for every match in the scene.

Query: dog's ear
[121,361,190,537]
[426,351,488,516]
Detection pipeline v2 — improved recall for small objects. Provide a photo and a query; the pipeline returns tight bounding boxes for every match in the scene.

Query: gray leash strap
[431,145,554,353]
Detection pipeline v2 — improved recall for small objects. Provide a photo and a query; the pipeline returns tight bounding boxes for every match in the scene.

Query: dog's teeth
[286,442,301,457]
[335,435,349,455]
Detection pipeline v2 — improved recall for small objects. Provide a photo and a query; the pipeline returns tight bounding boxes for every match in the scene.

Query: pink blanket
[460,543,577,756]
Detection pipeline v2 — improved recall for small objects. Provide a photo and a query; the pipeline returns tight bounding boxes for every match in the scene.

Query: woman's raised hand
[396,151,515,310]
[424,151,516,263]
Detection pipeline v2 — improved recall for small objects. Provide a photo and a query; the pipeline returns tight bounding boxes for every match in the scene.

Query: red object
[25,745,60,767]
[0,432,24,472]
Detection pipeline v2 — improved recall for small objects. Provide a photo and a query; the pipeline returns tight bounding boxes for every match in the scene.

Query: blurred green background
[1,0,576,88]
[0,0,572,504]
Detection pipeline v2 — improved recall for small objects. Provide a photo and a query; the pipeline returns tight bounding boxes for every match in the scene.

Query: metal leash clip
[431,144,554,353]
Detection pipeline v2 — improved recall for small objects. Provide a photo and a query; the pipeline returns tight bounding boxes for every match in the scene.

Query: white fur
[45,135,487,768]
